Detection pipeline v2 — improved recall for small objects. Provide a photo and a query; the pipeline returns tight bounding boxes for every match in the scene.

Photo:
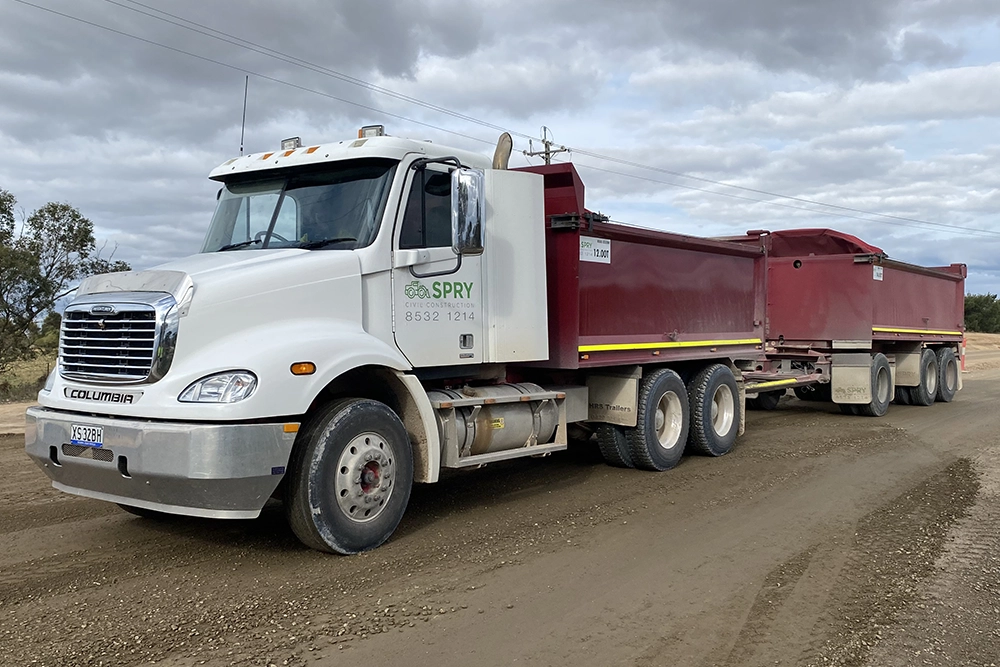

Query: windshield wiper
[297,237,357,250]
[217,238,262,252]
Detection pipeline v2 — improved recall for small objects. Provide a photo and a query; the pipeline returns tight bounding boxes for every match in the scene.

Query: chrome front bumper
[25,407,299,519]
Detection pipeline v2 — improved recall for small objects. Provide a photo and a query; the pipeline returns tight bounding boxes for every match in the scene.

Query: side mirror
[451,167,485,255]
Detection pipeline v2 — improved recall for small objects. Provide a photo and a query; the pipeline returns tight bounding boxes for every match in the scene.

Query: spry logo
[404,281,431,299]
[404,280,475,299]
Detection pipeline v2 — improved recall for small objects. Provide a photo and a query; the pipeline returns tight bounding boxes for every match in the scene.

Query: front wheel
[286,398,413,554]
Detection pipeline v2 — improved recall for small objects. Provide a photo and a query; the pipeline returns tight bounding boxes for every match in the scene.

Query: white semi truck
[25,127,964,554]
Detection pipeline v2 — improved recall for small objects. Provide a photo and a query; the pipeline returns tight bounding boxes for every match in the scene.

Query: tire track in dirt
[801,458,981,667]
[861,444,1000,667]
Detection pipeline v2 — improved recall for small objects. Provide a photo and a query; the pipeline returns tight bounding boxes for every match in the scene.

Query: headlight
[179,371,257,403]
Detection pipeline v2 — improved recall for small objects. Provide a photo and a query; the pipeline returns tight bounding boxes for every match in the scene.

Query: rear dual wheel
[626,369,690,471]
[597,364,741,471]
[841,353,892,417]
[747,390,783,411]
[909,348,938,406]
[893,347,957,405]
[596,424,634,468]
[794,384,831,402]
[686,364,741,457]
[935,347,959,402]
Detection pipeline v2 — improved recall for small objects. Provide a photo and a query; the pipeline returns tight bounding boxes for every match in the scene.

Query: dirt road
[3,358,999,667]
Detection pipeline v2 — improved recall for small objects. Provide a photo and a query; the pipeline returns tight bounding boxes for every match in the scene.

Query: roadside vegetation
[965,293,1000,333]
[0,187,129,400]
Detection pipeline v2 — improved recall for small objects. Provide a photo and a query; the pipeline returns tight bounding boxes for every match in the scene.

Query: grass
[0,354,56,402]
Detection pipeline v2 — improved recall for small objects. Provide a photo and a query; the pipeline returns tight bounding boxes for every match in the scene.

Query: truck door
[392,167,485,367]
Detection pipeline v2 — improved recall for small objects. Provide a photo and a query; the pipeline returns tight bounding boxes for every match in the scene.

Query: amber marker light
[283,424,300,433]
[290,362,316,376]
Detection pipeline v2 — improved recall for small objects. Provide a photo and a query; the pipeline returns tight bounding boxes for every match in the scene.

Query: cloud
[0,0,998,295]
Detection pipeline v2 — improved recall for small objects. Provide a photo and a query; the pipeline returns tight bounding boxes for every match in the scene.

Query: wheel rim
[925,359,938,396]
[944,358,958,391]
[654,390,684,450]
[334,431,395,523]
[711,384,735,435]
[876,367,890,403]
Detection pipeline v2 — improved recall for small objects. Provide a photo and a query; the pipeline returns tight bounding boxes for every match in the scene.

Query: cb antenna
[523,126,569,165]
[239,75,249,155]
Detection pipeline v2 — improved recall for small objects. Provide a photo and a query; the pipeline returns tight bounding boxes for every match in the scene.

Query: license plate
[71,424,104,448]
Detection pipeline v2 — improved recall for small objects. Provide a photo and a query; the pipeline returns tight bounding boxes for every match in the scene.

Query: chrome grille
[59,295,175,384]
[61,307,156,381]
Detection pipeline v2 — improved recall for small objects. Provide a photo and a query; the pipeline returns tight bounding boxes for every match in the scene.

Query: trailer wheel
[747,390,783,411]
[625,369,689,471]
[596,424,634,468]
[794,384,831,402]
[935,347,959,402]
[858,353,892,417]
[285,398,413,554]
[909,348,938,406]
[893,386,913,405]
[686,364,740,456]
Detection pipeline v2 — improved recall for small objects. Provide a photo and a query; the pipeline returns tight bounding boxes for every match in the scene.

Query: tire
[858,353,892,417]
[285,398,413,554]
[893,386,913,405]
[117,504,171,520]
[596,424,634,468]
[909,348,938,407]
[686,364,740,456]
[747,389,783,411]
[794,384,831,402]
[625,369,689,471]
[935,347,959,402]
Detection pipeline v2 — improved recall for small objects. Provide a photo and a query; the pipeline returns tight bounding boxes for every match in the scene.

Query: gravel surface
[2,358,998,667]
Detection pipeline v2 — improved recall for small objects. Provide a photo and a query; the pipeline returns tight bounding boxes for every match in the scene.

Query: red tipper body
[758,228,966,348]
[514,163,766,370]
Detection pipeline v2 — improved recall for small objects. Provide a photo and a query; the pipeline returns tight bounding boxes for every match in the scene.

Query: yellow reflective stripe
[872,326,962,336]
[747,378,799,390]
[579,338,762,353]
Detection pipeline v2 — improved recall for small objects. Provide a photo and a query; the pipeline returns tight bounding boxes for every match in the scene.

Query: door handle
[393,249,431,268]
[393,247,458,268]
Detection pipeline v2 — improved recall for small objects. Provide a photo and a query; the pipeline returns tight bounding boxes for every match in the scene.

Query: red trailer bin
[762,229,966,348]
[516,164,766,370]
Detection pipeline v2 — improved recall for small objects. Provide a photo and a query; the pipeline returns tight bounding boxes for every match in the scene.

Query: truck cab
[26,129,553,553]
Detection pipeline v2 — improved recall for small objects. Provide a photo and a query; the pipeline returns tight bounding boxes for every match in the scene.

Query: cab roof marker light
[305,146,320,154]
[261,152,274,160]
[282,150,296,157]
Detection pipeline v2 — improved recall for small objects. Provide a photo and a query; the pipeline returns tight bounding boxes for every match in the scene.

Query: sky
[1,0,999,293]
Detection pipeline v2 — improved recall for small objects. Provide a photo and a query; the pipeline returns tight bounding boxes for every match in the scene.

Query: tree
[964,293,1000,333]
[0,189,130,374]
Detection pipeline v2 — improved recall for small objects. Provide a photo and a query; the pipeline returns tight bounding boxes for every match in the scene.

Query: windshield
[202,158,397,252]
